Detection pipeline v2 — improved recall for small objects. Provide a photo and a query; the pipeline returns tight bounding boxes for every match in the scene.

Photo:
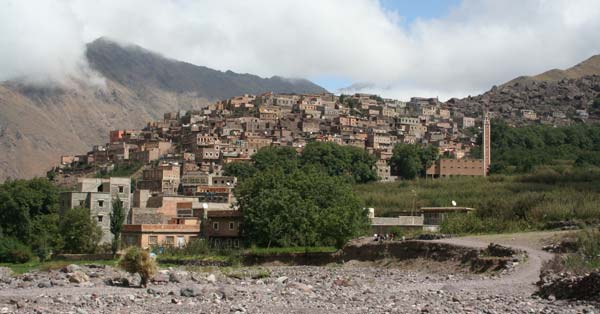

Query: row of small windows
[212,221,239,231]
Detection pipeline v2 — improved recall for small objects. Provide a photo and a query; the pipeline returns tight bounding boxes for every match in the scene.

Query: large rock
[69,271,89,284]
[180,286,202,297]
[37,280,53,288]
[169,271,188,283]
[537,271,600,301]
[61,264,81,273]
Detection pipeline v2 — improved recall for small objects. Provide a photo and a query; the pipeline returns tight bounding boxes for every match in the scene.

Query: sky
[2,0,600,101]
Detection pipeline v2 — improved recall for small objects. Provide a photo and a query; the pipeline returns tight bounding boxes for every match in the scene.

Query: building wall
[427,159,485,177]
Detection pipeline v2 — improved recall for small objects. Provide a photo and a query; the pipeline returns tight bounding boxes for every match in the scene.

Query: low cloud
[1,0,600,99]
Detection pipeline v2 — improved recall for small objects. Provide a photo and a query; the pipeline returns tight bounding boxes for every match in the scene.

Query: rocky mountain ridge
[447,55,600,122]
[0,38,327,181]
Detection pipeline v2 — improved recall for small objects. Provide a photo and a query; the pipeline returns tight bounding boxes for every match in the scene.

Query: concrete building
[61,177,132,244]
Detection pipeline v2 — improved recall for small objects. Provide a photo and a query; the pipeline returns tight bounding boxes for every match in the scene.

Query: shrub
[577,227,600,266]
[118,247,157,287]
[0,237,33,263]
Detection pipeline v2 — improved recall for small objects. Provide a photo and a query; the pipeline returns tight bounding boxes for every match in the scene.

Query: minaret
[482,111,491,176]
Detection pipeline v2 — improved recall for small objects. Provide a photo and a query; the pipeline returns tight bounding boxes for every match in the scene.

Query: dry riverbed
[0,231,598,314]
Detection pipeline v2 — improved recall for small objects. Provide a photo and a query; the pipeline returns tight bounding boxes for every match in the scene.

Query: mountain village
[49,91,496,249]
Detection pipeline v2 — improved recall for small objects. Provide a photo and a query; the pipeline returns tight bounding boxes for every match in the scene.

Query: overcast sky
[2,0,600,100]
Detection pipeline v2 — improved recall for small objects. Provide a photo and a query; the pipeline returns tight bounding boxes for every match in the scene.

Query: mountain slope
[86,38,327,99]
[0,38,327,181]
[447,54,600,120]
[505,55,600,86]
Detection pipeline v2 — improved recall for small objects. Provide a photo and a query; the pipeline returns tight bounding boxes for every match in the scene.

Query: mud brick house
[122,217,200,249]
[202,210,243,248]
[137,163,181,195]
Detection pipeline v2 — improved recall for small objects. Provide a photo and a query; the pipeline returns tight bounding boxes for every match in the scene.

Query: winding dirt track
[421,232,558,296]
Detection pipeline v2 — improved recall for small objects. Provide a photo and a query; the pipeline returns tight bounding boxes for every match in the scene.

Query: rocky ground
[0,232,598,314]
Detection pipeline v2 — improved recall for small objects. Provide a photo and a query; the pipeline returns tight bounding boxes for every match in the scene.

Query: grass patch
[0,259,117,274]
[220,266,271,279]
[246,246,337,255]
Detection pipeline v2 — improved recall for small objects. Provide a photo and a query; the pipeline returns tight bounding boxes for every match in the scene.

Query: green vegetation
[118,247,158,287]
[544,227,600,274]
[222,162,257,181]
[226,142,378,184]
[484,120,600,173]
[0,237,33,263]
[247,246,337,255]
[0,259,117,274]
[301,141,378,183]
[95,161,143,178]
[355,167,600,234]
[60,207,103,254]
[0,178,105,263]
[389,143,438,179]
[238,166,369,248]
[110,197,126,256]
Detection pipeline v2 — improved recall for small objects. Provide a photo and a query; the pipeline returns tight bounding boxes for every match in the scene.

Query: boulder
[152,273,169,284]
[37,280,53,288]
[69,271,89,284]
[169,271,187,283]
[206,273,217,284]
[180,286,202,297]
[61,264,81,273]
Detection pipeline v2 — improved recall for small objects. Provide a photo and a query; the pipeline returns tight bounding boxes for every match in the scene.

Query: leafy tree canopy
[236,166,369,248]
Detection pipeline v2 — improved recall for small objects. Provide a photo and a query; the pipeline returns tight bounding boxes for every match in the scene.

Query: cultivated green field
[354,167,600,234]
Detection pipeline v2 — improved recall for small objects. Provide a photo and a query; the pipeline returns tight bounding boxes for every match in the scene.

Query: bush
[0,237,33,263]
[60,207,103,254]
[577,227,600,266]
[118,247,157,287]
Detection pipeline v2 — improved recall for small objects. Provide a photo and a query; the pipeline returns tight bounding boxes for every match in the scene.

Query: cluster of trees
[386,120,600,178]
[224,141,379,184]
[389,144,439,179]
[224,142,374,248]
[0,178,103,263]
[481,120,600,173]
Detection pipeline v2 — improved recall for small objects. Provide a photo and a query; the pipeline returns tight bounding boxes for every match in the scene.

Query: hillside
[506,55,600,86]
[447,55,600,120]
[86,38,327,98]
[0,38,327,181]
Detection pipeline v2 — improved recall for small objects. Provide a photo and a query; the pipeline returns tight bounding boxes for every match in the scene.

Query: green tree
[222,162,257,181]
[60,207,102,254]
[300,141,378,183]
[236,167,369,248]
[251,146,299,172]
[0,178,60,243]
[110,197,126,256]
[30,214,63,261]
[389,144,422,179]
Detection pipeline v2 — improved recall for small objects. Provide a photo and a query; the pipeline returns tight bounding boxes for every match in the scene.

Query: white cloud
[1,0,600,99]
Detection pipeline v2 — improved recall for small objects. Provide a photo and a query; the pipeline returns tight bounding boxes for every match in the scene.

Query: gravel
[0,233,597,313]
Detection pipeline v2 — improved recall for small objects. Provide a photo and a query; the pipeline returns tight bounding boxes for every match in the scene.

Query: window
[229,222,235,230]
[97,215,103,222]
[233,239,240,248]
[213,222,219,230]
[118,186,124,193]
[98,200,104,207]
[149,236,158,246]
[165,236,174,246]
